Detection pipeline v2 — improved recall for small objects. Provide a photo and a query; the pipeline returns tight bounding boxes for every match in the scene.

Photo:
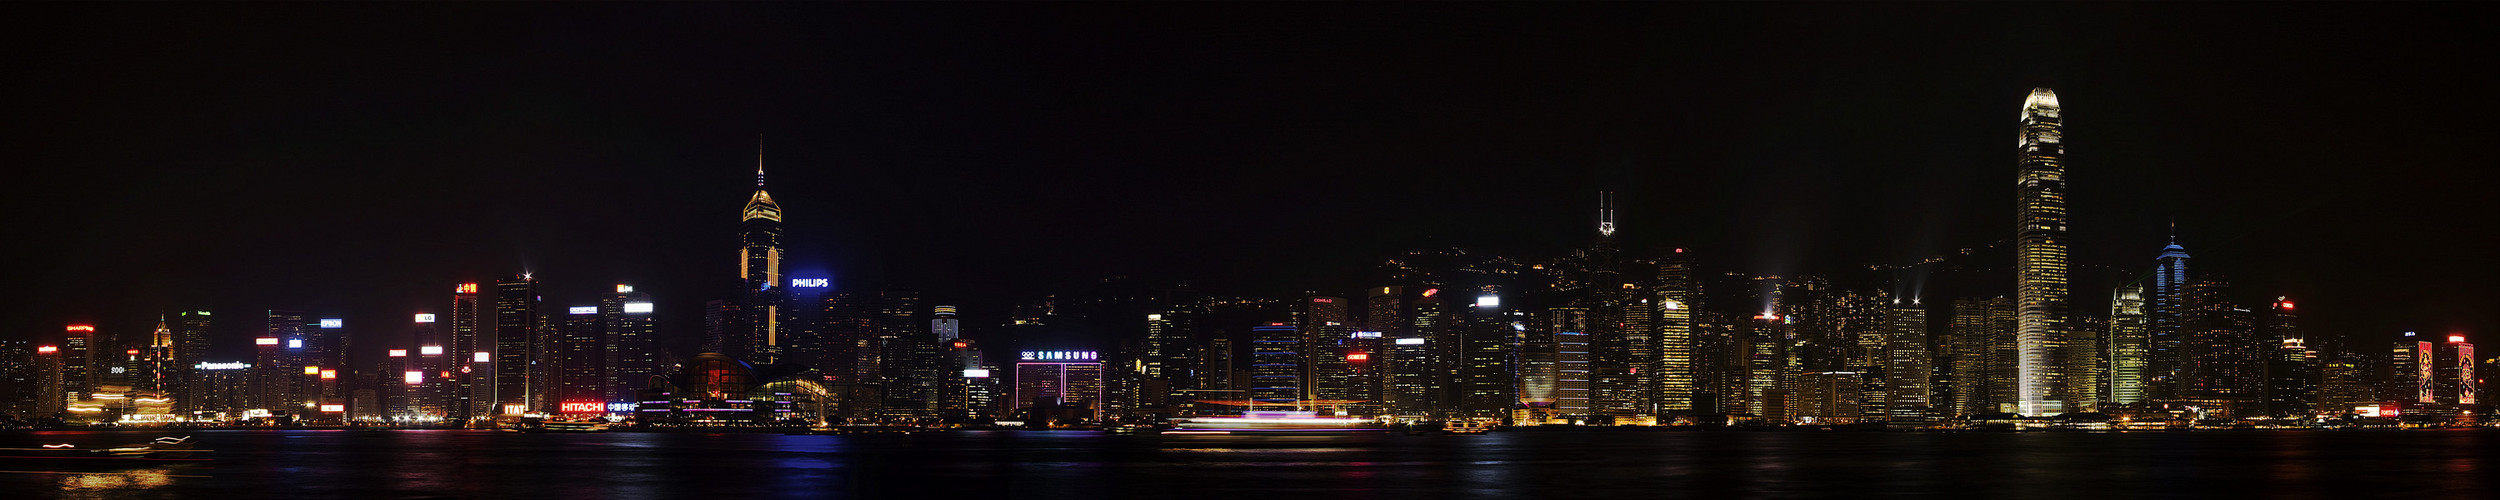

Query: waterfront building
[494,274,544,415]
[1654,250,1697,415]
[2181,278,2258,409]
[173,311,211,414]
[2014,87,2072,416]
[64,325,95,401]
[1250,323,1301,407]
[1014,350,1104,424]
[1457,293,1519,417]
[1950,297,2016,414]
[1886,303,1932,422]
[1300,296,1354,403]
[597,285,650,402]
[2108,284,2149,405]
[559,304,605,408]
[1546,307,1590,420]
[2263,298,2315,417]
[2434,334,2475,407]
[0,340,31,417]
[736,148,790,365]
[2389,333,2433,404]
[34,343,64,417]
[450,283,485,420]
[2150,235,2192,399]
[1792,371,1861,425]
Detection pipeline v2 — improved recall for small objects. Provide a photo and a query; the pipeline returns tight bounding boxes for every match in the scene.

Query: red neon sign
[37,345,58,354]
[1346,353,1370,361]
[126,349,140,356]
[953,341,970,349]
[66,325,95,332]
[559,401,606,413]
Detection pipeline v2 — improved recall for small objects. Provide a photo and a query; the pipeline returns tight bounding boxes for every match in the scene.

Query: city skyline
[7,5,2495,365]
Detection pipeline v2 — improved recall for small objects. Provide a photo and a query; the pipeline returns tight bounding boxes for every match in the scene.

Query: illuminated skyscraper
[63,325,95,400]
[172,311,210,414]
[559,304,604,406]
[2182,277,2258,408]
[263,311,310,415]
[1457,293,1519,417]
[450,283,485,420]
[1654,250,1696,414]
[2107,284,2149,405]
[2014,87,2070,416]
[2389,332,2433,404]
[2149,234,2191,399]
[1142,308,1197,409]
[1300,296,1354,403]
[2262,298,2314,417]
[35,343,65,417]
[494,274,542,415]
[2435,334,2475,407]
[1545,307,1590,419]
[1015,351,1103,423]
[606,285,658,403]
[1250,323,1301,407]
[1885,302,1931,422]
[1950,297,2017,414]
[738,145,790,364]
[137,318,172,394]
[2,341,35,417]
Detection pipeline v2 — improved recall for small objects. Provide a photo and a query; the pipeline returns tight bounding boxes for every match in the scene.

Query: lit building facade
[2149,237,2191,399]
[450,283,485,420]
[2107,284,2149,405]
[1014,351,1104,423]
[737,151,789,365]
[2013,87,2071,416]
[494,274,543,415]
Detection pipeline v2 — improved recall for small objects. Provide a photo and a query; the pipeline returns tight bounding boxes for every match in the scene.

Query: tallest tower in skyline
[2014,88,2071,416]
[739,142,788,364]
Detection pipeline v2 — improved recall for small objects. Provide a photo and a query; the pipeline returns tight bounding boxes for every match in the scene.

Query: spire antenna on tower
[756,134,766,188]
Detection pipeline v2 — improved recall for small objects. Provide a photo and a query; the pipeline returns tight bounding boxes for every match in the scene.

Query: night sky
[5,4,2494,357]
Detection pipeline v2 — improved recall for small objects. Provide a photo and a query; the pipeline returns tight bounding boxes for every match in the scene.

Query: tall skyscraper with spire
[2014,87,2070,416]
[739,140,789,364]
[2149,231,2191,400]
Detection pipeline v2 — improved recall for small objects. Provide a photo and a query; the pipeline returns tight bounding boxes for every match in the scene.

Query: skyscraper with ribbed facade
[2014,87,2071,416]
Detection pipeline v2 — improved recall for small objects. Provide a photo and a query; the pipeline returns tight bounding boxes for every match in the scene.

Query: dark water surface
[5,429,2493,498]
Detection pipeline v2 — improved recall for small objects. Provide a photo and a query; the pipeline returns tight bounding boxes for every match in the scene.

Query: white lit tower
[2014,87,2072,416]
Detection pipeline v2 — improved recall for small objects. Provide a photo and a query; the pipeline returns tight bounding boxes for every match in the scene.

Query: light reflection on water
[0,429,2490,498]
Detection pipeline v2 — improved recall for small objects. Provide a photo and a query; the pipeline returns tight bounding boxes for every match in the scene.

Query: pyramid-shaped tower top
[743,138,781,222]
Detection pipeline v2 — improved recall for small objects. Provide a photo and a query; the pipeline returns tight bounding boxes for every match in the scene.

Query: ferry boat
[1166,412,1386,435]
[1443,419,1494,435]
